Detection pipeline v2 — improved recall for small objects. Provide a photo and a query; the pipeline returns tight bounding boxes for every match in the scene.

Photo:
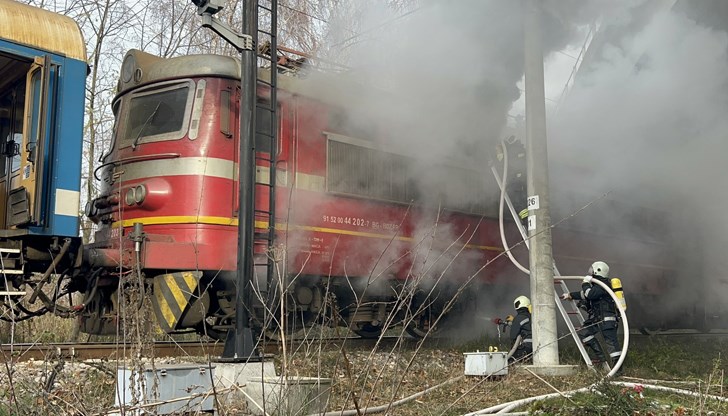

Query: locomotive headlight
[134,185,147,204]
[125,188,136,206]
[84,200,93,217]
[130,178,170,211]
[84,200,97,218]
[121,54,135,83]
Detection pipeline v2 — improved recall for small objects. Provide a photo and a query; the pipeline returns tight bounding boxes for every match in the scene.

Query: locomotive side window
[119,80,194,148]
[327,137,413,203]
[101,100,121,163]
[326,134,491,215]
[220,90,232,138]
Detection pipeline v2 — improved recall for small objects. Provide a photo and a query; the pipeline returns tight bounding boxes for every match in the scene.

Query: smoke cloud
[304,0,617,333]
[550,2,728,328]
[286,0,728,335]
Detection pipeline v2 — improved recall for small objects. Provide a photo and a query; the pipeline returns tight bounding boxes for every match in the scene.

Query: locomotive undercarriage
[0,236,83,324]
[206,273,468,340]
[72,265,468,341]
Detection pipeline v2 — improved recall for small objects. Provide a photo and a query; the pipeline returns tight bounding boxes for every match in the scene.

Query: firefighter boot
[584,337,606,363]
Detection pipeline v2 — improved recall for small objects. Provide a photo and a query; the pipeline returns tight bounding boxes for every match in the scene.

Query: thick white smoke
[289,0,728,333]
[550,5,728,327]
[293,0,612,339]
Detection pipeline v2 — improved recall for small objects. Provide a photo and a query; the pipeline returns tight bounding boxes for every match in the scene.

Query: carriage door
[8,55,51,228]
[0,78,26,230]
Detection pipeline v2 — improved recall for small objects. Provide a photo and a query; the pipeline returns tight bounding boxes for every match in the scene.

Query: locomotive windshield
[118,80,194,148]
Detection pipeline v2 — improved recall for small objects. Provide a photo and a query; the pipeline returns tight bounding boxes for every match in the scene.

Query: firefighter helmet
[588,261,610,278]
[514,295,531,310]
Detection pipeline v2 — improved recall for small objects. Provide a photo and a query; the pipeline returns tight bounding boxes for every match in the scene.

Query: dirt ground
[1,334,727,415]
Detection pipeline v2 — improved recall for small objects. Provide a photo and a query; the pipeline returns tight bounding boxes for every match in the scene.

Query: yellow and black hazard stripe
[151,271,202,332]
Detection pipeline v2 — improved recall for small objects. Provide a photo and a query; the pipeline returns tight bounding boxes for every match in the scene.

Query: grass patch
[1,331,727,414]
[533,380,728,416]
[626,336,728,382]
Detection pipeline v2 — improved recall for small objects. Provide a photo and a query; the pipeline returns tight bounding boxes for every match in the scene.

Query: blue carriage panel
[48,57,86,237]
[26,55,86,237]
[0,42,86,237]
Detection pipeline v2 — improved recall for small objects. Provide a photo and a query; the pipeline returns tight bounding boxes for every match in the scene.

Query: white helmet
[588,261,610,278]
[514,295,531,310]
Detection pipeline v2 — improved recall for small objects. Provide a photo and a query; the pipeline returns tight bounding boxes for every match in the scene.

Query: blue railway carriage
[0,0,85,304]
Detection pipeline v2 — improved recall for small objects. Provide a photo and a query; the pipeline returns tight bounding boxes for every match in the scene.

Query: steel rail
[0,335,407,362]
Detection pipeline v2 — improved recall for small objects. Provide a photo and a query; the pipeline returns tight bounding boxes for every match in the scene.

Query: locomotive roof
[118,49,371,106]
[0,0,86,61]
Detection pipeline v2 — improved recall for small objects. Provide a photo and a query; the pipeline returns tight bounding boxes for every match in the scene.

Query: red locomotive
[82,49,513,339]
[80,48,691,339]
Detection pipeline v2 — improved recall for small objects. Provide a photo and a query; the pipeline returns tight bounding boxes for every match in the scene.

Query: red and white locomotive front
[84,50,243,335]
[88,50,241,271]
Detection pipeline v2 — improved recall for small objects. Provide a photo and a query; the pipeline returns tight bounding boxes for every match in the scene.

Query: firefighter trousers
[579,317,621,364]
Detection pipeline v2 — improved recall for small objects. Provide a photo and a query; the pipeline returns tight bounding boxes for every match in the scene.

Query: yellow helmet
[514,295,531,311]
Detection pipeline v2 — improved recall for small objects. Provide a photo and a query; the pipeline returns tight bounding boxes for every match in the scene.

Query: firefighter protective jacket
[510,308,533,347]
[569,276,617,321]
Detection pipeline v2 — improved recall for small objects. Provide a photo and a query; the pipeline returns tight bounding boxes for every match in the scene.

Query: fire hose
[466,381,728,415]
[493,139,629,376]
[558,275,629,379]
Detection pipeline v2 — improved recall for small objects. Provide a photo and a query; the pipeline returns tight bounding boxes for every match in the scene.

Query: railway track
[0,341,224,362]
[0,336,408,363]
[4,329,724,363]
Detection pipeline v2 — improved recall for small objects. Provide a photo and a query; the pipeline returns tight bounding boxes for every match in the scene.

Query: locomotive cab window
[100,100,122,163]
[119,80,195,148]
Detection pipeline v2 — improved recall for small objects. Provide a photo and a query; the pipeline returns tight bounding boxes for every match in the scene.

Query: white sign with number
[527,195,540,210]
[527,215,536,231]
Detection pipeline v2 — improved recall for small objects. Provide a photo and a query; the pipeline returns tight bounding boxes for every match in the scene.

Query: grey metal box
[116,363,216,414]
[464,352,509,376]
[245,376,332,415]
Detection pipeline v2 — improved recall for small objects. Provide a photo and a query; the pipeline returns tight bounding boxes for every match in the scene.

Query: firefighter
[507,295,533,363]
[561,261,622,367]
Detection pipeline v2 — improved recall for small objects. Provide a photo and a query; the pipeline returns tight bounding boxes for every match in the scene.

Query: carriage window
[25,68,42,164]
[0,82,25,174]
[120,81,193,148]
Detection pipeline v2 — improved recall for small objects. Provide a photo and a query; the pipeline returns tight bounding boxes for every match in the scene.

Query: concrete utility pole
[523,0,559,367]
